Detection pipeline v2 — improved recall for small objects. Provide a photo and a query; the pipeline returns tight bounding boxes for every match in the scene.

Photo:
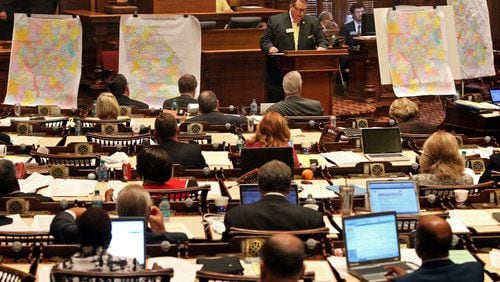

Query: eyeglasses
[293,4,307,13]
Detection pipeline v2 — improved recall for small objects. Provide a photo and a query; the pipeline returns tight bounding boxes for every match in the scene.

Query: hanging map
[448,0,495,79]
[119,15,201,108]
[6,14,82,108]
[386,9,456,97]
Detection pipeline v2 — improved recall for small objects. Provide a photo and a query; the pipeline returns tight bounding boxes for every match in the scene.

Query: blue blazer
[395,259,484,282]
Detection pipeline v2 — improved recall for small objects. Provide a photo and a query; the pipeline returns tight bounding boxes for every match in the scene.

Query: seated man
[222,160,324,240]
[389,98,436,134]
[260,234,306,282]
[267,71,324,116]
[53,208,141,271]
[108,73,148,109]
[155,112,207,169]
[137,145,198,189]
[0,159,52,202]
[50,184,188,244]
[163,74,198,110]
[386,215,483,282]
[187,90,247,125]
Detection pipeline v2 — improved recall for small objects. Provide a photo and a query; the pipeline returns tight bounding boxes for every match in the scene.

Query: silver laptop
[342,212,415,282]
[490,88,500,105]
[361,128,409,162]
[108,217,146,266]
[367,180,420,215]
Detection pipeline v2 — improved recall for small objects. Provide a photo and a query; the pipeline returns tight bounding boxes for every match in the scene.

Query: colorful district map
[448,0,495,79]
[121,25,185,107]
[386,10,455,97]
[6,15,81,108]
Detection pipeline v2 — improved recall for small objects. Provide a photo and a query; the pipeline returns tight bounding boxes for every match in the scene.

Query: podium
[136,0,215,13]
[278,49,348,115]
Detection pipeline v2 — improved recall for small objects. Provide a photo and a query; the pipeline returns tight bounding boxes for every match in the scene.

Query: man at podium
[260,0,327,103]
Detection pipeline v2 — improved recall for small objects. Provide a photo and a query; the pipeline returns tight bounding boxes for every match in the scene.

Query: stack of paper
[201,151,232,169]
[19,172,54,193]
[321,151,368,166]
[48,179,97,197]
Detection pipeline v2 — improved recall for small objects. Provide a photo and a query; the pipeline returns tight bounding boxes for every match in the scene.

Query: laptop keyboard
[371,153,404,158]
[353,262,413,275]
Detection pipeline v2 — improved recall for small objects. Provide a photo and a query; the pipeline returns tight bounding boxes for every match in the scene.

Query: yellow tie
[293,22,300,50]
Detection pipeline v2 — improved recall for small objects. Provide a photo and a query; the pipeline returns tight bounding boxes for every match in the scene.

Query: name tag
[286,28,294,33]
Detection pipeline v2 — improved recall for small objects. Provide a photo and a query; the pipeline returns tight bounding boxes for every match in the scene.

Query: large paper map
[119,15,201,108]
[6,14,82,108]
[387,10,455,97]
[448,0,494,79]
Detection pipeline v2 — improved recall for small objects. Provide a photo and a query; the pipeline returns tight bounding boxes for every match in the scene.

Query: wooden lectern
[278,49,348,115]
[136,0,216,13]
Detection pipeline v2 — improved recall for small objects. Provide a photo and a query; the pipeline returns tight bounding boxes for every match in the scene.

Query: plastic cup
[215,196,229,214]
[340,186,354,216]
[454,189,469,206]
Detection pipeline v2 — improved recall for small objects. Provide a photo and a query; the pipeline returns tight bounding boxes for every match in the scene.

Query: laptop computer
[361,128,409,162]
[367,180,420,215]
[240,147,295,177]
[239,183,299,205]
[489,88,500,105]
[108,217,146,266]
[342,212,415,282]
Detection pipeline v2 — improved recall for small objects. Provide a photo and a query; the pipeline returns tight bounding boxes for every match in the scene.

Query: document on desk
[31,215,55,232]
[0,214,30,232]
[297,154,335,168]
[147,256,202,282]
[304,261,335,282]
[300,183,338,199]
[201,151,232,169]
[326,256,348,279]
[490,249,500,269]
[461,147,495,159]
[210,132,238,145]
[49,179,97,196]
[321,151,368,166]
[19,172,54,193]
[196,181,221,199]
[446,215,470,234]
[9,135,43,146]
[449,210,499,226]
[164,222,194,239]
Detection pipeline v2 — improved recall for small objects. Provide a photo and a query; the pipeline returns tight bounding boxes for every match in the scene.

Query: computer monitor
[361,127,403,154]
[227,17,261,29]
[361,13,376,36]
[239,183,299,205]
[108,217,146,266]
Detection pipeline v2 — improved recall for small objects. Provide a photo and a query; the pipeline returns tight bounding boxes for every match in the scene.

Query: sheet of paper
[210,133,238,145]
[461,147,495,159]
[31,215,55,232]
[323,216,339,234]
[449,250,477,264]
[490,249,500,268]
[304,261,335,282]
[9,135,43,146]
[0,214,30,232]
[201,151,232,169]
[321,151,368,166]
[400,248,422,266]
[297,154,335,168]
[147,256,202,282]
[196,181,221,199]
[447,215,470,234]
[326,256,348,279]
[49,179,97,197]
[164,222,194,239]
[19,172,54,193]
[300,184,338,199]
[0,117,31,126]
[449,210,499,227]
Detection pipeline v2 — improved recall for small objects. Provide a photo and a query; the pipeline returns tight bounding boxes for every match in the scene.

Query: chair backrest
[285,115,332,131]
[196,270,315,282]
[0,264,36,282]
[50,266,174,282]
[0,231,54,246]
[86,132,152,149]
[30,150,101,169]
[147,185,211,214]
[418,180,495,197]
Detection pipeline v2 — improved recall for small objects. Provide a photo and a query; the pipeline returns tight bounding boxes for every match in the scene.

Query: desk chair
[196,270,315,282]
[418,181,495,209]
[51,266,174,282]
[147,185,211,214]
[30,150,101,169]
[0,264,36,282]
[86,132,151,151]
[0,232,54,246]
[285,116,332,131]
[81,118,131,129]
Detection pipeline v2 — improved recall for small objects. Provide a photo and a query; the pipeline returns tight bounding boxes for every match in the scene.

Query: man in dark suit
[108,73,149,109]
[163,74,198,110]
[260,0,328,103]
[222,160,324,240]
[187,90,247,125]
[266,70,324,116]
[155,112,207,169]
[386,215,483,282]
[340,2,364,48]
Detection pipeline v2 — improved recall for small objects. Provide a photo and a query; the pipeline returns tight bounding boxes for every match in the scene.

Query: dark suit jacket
[479,153,500,183]
[222,194,325,240]
[0,132,11,144]
[187,111,247,125]
[50,211,188,244]
[397,118,436,134]
[163,94,197,110]
[266,95,324,116]
[395,259,483,282]
[115,94,149,109]
[340,21,357,47]
[260,13,328,103]
[159,139,207,169]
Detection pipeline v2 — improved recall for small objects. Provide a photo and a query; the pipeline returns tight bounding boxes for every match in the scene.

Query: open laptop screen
[239,183,299,205]
[362,128,402,154]
[368,180,420,215]
[490,88,500,103]
[240,147,294,177]
[108,217,146,266]
[343,212,400,265]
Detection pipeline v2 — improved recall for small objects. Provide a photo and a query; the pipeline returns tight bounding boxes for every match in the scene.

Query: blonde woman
[245,111,300,167]
[389,98,436,134]
[96,92,120,120]
[412,131,473,185]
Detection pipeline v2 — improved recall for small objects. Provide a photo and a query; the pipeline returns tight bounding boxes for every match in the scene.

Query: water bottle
[250,99,258,115]
[171,99,178,112]
[92,190,103,208]
[304,193,317,205]
[159,196,171,221]
[236,136,244,152]
[74,118,82,135]
[96,160,108,182]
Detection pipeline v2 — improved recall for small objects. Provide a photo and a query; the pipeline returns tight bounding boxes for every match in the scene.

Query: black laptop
[240,147,294,177]
[361,128,409,162]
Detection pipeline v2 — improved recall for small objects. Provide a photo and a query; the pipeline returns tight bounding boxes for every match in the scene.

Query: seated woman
[412,131,473,186]
[136,146,197,190]
[245,111,300,167]
[389,98,436,134]
[96,92,120,120]
[50,184,188,244]
[0,159,52,201]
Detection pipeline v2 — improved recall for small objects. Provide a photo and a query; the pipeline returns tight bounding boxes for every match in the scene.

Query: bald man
[387,215,483,282]
[260,234,305,282]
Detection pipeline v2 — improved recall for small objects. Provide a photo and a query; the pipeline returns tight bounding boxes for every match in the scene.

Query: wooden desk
[444,102,500,140]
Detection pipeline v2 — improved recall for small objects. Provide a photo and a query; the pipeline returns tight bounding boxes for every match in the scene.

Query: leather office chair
[196,270,315,282]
